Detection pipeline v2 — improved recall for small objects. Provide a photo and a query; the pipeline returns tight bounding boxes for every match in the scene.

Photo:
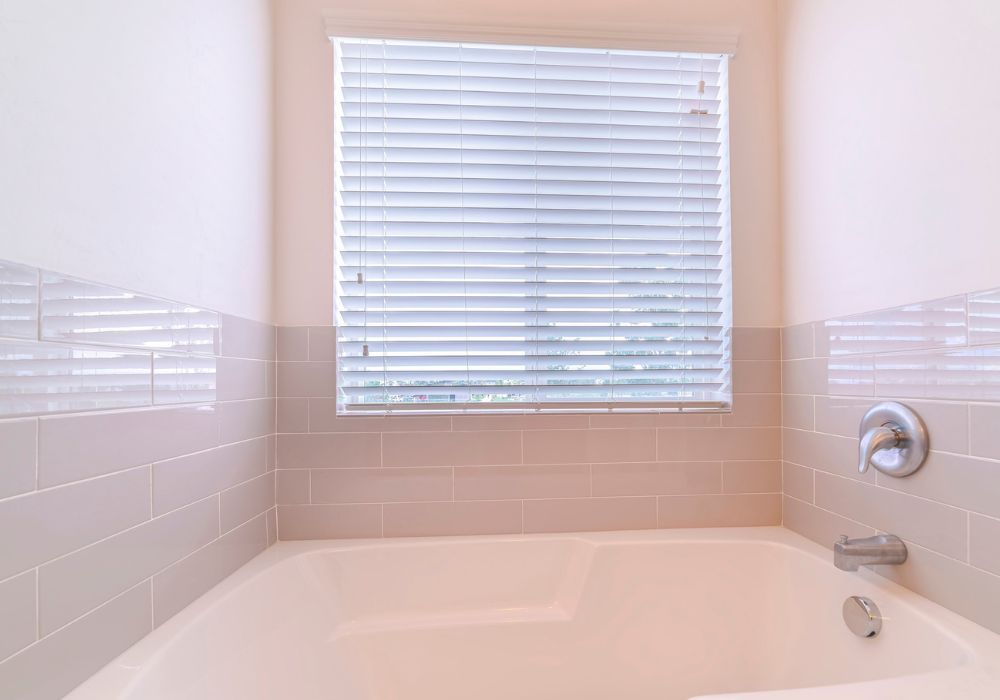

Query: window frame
[329,21,738,416]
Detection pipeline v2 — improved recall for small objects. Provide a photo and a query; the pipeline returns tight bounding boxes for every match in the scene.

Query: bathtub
[67,527,1000,699]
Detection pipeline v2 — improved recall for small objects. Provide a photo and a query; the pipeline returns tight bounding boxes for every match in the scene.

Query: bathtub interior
[114,534,972,700]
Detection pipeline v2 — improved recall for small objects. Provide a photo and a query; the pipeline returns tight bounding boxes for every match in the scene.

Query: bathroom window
[333,37,732,414]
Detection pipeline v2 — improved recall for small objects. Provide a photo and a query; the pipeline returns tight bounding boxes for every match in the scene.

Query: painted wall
[777,0,1000,326]
[0,0,274,323]
[272,0,783,328]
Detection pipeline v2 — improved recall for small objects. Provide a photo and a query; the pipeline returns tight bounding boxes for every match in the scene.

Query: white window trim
[323,14,739,57]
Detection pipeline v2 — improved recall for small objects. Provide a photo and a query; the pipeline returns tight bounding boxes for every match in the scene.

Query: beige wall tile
[453,413,589,431]
[522,428,656,464]
[218,397,274,444]
[585,428,658,463]
[815,397,968,454]
[781,323,814,360]
[588,411,721,429]
[276,469,310,505]
[658,493,780,527]
[38,404,219,486]
[307,326,336,360]
[0,466,150,580]
[814,472,967,560]
[970,514,1000,576]
[723,394,781,427]
[812,396,871,438]
[383,500,521,537]
[722,460,781,493]
[265,360,276,399]
[812,321,830,358]
[0,571,36,662]
[276,361,336,398]
[781,394,814,431]
[382,430,521,467]
[220,473,275,532]
[455,463,590,501]
[881,450,1000,519]
[592,461,720,497]
[277,504,380,540]
[217,357,267,401]
[732,360,781,394]
[153,438,266,516]
[782,495,876,548]
[970,403,1000,459]
[152,515,266,626]
[276,397,308,433]
[0,418,36,499]
[311,467,452,504]
[657,427,779,461]
[277,432,380,469]
[781,358,827,396]
[219,314,274,361]
[781,461,814,502]
[523,497,656,533]
[39,496,218,635]
[782,427,874,483]
[276,327,308,361]
[0,582,151,700]
[519,429,586,464]
[266,508,277,547]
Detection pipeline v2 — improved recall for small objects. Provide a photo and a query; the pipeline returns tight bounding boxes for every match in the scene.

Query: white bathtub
[67,527,1000,699]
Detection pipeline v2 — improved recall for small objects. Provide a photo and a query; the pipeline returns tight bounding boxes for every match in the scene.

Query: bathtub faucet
[834,534,907,571]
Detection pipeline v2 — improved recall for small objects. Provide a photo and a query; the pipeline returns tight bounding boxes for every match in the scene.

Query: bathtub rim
[64,526,1000,699]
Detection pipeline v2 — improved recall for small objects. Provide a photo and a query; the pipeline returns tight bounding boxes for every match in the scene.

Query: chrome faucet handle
[858,424,901,474]
[856,402,929,478]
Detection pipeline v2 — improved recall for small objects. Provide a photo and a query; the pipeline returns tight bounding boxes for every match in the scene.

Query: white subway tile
[40,272,218,355]
[0,341,151,417]
[0,261,39,341]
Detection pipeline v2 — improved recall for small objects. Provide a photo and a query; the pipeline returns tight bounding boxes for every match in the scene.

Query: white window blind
[333,37,732,414]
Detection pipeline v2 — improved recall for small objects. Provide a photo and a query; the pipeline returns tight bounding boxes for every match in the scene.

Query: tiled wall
[0,260,277,699]
[781,289,1000,634]
[274,326,781,538]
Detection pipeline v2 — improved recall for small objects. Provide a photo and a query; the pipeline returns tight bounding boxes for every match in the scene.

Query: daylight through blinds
[333,37,732,413]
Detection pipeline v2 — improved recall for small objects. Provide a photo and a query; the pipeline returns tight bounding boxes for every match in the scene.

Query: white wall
[778,0,1000,326]
[272,0,783,327]
[0,0,274,322]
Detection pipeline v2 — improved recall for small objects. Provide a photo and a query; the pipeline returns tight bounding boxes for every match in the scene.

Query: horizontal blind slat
[334,37,731,413]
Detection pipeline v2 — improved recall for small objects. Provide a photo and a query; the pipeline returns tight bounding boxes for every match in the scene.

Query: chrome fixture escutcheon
[843,596,883,638]
[857,401,928,477]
